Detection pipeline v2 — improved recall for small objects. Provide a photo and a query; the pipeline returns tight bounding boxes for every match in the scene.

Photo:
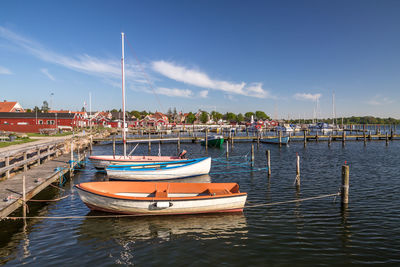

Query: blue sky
[1,0,399,119]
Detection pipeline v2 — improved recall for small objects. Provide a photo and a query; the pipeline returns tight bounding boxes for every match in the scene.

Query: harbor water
[1,139,400,266]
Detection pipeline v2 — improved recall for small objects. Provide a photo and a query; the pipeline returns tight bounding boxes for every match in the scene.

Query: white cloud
[366,95,394,106]
[198,90,208,98]
[0,65,12,75]
[294,93,322,101]
[0,26,142,84]
[40,68,55,81]
[157,87,193,98]
[152,60,271,98]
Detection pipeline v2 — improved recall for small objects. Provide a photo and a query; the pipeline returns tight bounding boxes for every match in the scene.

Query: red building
[0,112,84,133]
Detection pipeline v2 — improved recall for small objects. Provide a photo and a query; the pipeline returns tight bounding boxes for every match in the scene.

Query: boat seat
[206,188,231,196]
[155,190,168,198]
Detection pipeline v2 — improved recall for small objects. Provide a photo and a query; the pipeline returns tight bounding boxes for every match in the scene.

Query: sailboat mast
[121,32,127,157]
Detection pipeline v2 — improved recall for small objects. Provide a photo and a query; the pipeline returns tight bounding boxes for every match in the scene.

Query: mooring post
[37,147,41,166]
[341,164,350,205]
[251,144,255,167]
[22,175,26,218]
[231,130,234,148]
[226,140,229,159]
[303,130,307,146]
[112,135,116,158]
[279,131,282,147]
[148,132,151,155]
[257,132,260,148]
[342,131,346,146]
[386,132,389,146]
[23,151,27,172]
[295,153,300,187]
[70,140,74,173]
[390,127,393,140]
[328,133,332,147]
[368,130,372,140]
[205,128,208,150]
[266,149,271,176]
[6,156,10,178]
[177,131,181,154]
[90,135,93,152]
[316,131,319,142]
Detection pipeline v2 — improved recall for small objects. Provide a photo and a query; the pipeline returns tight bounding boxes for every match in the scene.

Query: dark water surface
[1,140,400,266]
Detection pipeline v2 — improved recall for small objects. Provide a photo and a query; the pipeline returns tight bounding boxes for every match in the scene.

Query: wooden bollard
[205,128,208,149]
[231,131,234,147]
[386,133,388,145]
[6,156,10,178]
[70,141,74,172]
[23,152,27,172]
[328,134,332,147]
[368,130,372,140]
[90,135,93,151]
[363,129,366,145]
[315,131,319,142]
[342,131,346,146]
[22,175,26,218]
[390,128,393,140]
[226,140,229,158]
[177,131,181,153]
[341,165,349,204]
[257,132,260,148]
[279,131,282,147]
[148,133,151,154]
[37,148,41,166]
[303,131,307,146]
[113,135,116,158]
[295,153,300,187]
[266,150,271,176]
[251,144,255,167]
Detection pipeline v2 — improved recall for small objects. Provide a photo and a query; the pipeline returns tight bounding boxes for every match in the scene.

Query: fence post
[23,152,27,172]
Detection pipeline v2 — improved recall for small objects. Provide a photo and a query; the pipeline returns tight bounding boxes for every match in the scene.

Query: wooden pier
[0,136,91,218]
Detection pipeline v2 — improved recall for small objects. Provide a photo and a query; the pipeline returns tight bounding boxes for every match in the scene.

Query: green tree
[41,101,49,113]
[131,110,141,119]
[186,112,196,124]
[245,112,255,121]
[237,113,244,123]
[200,111,209,124]
[225,112,237,122]
[211,111,223,122]
[26,108,32,113]
[255,111,270,120]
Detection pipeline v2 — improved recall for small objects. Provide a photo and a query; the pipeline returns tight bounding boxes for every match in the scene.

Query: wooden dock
[0,136,91,218]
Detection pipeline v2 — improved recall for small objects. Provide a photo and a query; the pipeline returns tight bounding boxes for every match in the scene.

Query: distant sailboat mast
[121,32,127,157]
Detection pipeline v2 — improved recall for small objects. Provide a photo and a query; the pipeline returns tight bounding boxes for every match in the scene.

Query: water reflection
[78,212,247,242]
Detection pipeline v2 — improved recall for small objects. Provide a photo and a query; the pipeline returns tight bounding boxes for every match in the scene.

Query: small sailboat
[200,135,224,148]
[106,157,211,181]
[89,33,190,169]
[75,181,247,215]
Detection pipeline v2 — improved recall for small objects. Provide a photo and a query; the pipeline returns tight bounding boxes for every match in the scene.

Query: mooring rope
[1,192,341,220]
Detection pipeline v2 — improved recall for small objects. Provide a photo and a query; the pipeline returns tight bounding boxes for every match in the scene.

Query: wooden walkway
[0,149,85,218]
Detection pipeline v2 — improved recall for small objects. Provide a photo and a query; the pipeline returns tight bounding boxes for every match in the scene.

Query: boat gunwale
[106,157,210,171]
[75,184,247,202]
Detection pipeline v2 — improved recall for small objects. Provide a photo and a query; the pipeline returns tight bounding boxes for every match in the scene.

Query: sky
[0,0,399,119]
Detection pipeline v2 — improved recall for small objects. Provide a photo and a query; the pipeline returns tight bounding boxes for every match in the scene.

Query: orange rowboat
[75,182,247,216]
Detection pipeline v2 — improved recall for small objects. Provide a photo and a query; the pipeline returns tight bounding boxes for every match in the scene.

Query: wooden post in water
[90,135,93,152]
[328,133,332,147]
[205,128,208,150]
[226,140,229,159]
[22,175,26,218]
[37,148,41,166]
[386,132,389,146]
[257,132,260,148]
[303,130,307,146]
[23,152,27,172]
[390,127,393,140]
[5,156,10,178]
[70,140,74,175]
[279,131,282,147]
[295,153,300,187]
[266,150,271,176]
[368,130,372,141]
[177,131,181,153]
[231,130,234,148]
[251,144,255,167]
[341,164,349,205]
[148,132,151,154]
[113,135,116,158]
[342,131,346,146]
[316,131,319,142]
